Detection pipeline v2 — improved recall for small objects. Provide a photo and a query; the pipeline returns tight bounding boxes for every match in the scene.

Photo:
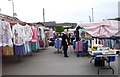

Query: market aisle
[2,46,118,75]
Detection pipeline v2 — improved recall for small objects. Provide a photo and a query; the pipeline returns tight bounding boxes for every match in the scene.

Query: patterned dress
[0,20,13,55]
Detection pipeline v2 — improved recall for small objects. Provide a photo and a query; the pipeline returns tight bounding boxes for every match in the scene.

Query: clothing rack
[1,20,47,63]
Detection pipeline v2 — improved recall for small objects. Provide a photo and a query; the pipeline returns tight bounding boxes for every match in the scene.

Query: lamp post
[43,8,45,22]
[43,8,45,26]
[8,0,16,17]
[92,8,94,22]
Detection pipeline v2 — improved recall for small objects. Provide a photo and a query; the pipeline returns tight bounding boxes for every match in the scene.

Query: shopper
[62,32,69,57]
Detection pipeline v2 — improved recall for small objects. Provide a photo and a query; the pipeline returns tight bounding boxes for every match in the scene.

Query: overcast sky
[0,0,119,24]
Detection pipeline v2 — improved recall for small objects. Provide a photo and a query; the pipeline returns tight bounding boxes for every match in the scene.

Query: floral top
[23,24,33,41]
[0,20,13,47]
[12,23,25,46]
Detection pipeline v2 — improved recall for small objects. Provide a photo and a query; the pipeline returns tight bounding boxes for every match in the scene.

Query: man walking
[62,32,69,57]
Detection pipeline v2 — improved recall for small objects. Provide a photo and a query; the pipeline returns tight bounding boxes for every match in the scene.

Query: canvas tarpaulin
[77,20,119,37]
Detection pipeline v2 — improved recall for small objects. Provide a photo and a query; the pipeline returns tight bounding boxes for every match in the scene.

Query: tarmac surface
[2,46,119,75]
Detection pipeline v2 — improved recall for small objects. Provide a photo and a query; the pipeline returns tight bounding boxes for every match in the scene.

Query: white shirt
[12,23,25,46]
[23,24,33,41]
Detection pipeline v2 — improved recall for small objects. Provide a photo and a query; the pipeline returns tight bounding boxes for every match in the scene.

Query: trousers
[63,45,68,56]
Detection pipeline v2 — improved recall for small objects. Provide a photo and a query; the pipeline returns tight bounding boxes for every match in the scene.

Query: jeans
[63,45,68,56]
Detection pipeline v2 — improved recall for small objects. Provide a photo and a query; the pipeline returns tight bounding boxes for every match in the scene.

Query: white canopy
[76,20,119,37]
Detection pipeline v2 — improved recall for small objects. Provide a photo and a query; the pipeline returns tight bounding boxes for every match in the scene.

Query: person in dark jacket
[62,32,69,57]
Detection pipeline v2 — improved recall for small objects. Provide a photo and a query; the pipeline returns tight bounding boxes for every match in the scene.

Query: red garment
[39,40,44,47]
[30,26,38,44]
[102,39,105,46]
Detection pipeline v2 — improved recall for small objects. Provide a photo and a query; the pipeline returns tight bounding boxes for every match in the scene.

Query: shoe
[64,56,69,57]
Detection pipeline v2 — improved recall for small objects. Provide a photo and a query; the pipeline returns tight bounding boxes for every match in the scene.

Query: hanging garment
[87,40,91,48]
[38,27,45,44]
[36,28,41,49]
[97,38,99,44]
[45,38,48,47]
[83,41,88,52]
[94,38,96,45]
[115,37,120,44]
[23,24,33,42]
[36,40,40,49]
[100,39,102,45]
[3,46,14,55]
[39,39,44,47]
[75,41,83,52]
[115,37,120,49]
[111,40,115,49]
[29,42,37,51]
[13,44,25,56]
[95,38,97,44]
[0,20,13,47]
[105,39,110,47]
[54,39,62,49]
[12,23,25,46]
[101,39,105,46]
[37,28,41,39]
[73,40,76,49]
[30,26,38,44]
[23,24,33,53]
[92,39,94,48]
[24,41,32,53]
[98,39,101,44]
[109,39,112,48]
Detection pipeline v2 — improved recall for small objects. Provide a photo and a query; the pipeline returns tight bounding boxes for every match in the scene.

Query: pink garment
[100,39,102,45]
[75,41,83,52]
[30,26,38,44]
[102,39,105,46]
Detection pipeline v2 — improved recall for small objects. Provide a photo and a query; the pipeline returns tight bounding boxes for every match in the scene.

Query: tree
[55,26,64,33]
[70,26,75,29]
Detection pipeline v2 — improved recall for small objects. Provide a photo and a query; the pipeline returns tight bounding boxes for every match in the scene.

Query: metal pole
[8,0,15,17]
[12,0,15,17]
[43,8,45,22]
[92,8,94,22]
[89,16,91,22]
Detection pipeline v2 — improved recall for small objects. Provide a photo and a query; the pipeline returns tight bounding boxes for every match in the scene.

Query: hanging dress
[12,23,25,56]
[23,24,33,53]
[30,26,38,51]
[38,27,45,48]
[0,20,13,55]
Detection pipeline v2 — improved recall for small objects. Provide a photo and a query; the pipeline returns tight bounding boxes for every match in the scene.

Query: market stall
[76,20,120,74]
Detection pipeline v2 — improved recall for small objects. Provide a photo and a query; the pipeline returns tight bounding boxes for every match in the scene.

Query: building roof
[0,13,23,25]
[0,14,20,21]
[0,14,44,26]
[108,17,120,21]
[42,21,56,27]
[41,21,77,27]
[56,23,77,26]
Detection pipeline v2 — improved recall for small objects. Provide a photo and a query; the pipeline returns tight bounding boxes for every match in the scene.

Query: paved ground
[2,46,119,75]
